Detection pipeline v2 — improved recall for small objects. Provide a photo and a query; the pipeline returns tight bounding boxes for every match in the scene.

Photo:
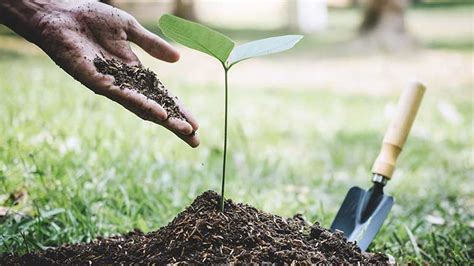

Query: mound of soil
[1,191,388,264]
[94,57,185,121]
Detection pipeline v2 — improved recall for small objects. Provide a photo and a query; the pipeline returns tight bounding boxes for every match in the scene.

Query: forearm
[0,0,55,43]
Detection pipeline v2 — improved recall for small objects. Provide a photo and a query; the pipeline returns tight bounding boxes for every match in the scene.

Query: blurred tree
[358,0,415,51]
[360,0,407,33]
[351,0,360,7]
[173,0,198,21]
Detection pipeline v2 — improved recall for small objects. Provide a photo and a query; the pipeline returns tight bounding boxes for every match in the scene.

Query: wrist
[0,0,60,43]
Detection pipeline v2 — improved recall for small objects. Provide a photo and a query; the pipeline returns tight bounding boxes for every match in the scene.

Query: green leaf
[228,35,303,66]
[159,14,235,64]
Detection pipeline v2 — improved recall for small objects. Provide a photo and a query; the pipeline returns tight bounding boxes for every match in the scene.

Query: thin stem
[220,68,229,212]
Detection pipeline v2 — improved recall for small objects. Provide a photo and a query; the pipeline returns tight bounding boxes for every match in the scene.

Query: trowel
[331,82,426,251]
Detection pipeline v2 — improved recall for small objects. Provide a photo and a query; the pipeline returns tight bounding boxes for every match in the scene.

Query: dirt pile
[94,57,185,121]
[1,191,388,264]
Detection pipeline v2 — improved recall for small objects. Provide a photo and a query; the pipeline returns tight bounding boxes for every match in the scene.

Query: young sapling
[159,14,303,212]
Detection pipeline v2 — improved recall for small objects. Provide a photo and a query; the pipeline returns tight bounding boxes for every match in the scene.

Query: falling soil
[93,57,186,121]
[1,191,388,264]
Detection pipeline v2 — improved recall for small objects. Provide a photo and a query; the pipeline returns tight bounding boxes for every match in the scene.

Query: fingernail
[188,135,200,148]
[173,119,193,135]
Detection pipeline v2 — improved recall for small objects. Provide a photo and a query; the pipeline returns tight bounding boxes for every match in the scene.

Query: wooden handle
[372,82,426,178]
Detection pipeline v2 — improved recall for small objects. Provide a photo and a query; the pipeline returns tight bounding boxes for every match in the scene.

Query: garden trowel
[331,82,426,251]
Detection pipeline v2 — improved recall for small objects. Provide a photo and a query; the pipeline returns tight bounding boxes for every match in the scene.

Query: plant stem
[220,68,229,212]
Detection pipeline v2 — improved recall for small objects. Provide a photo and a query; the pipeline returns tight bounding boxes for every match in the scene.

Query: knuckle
[37,16,56,37]
[126,15,139,27]
[38,14,64,35]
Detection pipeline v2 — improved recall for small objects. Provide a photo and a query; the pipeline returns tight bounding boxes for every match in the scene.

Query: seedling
[159,14,303,212]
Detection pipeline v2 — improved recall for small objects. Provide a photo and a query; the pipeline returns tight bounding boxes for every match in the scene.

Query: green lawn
[1,5,473,264]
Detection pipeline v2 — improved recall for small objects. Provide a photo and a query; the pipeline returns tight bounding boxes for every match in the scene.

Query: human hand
[0,1,199,147]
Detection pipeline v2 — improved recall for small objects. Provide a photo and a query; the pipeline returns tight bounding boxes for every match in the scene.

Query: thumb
[127,19,180,63]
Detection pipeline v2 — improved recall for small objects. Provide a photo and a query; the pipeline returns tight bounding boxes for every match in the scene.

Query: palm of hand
[36,2,199,147]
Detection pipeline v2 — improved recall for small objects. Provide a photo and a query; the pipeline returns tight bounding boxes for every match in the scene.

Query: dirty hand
[0,0,199,147]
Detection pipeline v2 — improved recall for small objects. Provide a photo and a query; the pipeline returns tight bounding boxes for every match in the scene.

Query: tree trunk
[360,0,408,33]
[357,0,415,51]
[173,0,198,21]
[351,0,360,8]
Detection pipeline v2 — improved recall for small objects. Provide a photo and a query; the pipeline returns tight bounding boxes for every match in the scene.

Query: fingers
[170,127,200,148]
[175,99,199,131]
[177,132,200,148]
[104,40,141,66]
[84,55,198,147]
[115,89,195,136]
[165,90,199,131]
[163,118,193,135]
[127,19,180,63]
[104,86,200,147]
[110,88,168,122]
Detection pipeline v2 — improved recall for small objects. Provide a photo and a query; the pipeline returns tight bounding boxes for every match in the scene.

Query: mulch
[1,191,388,264]
[93,57,186,121]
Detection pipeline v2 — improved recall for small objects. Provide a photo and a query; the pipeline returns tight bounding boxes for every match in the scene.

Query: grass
[1,5,473,264]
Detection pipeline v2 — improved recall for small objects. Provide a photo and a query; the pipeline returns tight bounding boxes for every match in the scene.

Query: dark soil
[93,57,186,121]
[1,191,388,264]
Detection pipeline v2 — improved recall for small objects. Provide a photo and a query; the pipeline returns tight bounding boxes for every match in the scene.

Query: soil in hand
[1,191,388,264]
[94,57,186,121]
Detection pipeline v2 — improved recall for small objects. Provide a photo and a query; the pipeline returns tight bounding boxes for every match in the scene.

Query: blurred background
[0,0,472,263]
